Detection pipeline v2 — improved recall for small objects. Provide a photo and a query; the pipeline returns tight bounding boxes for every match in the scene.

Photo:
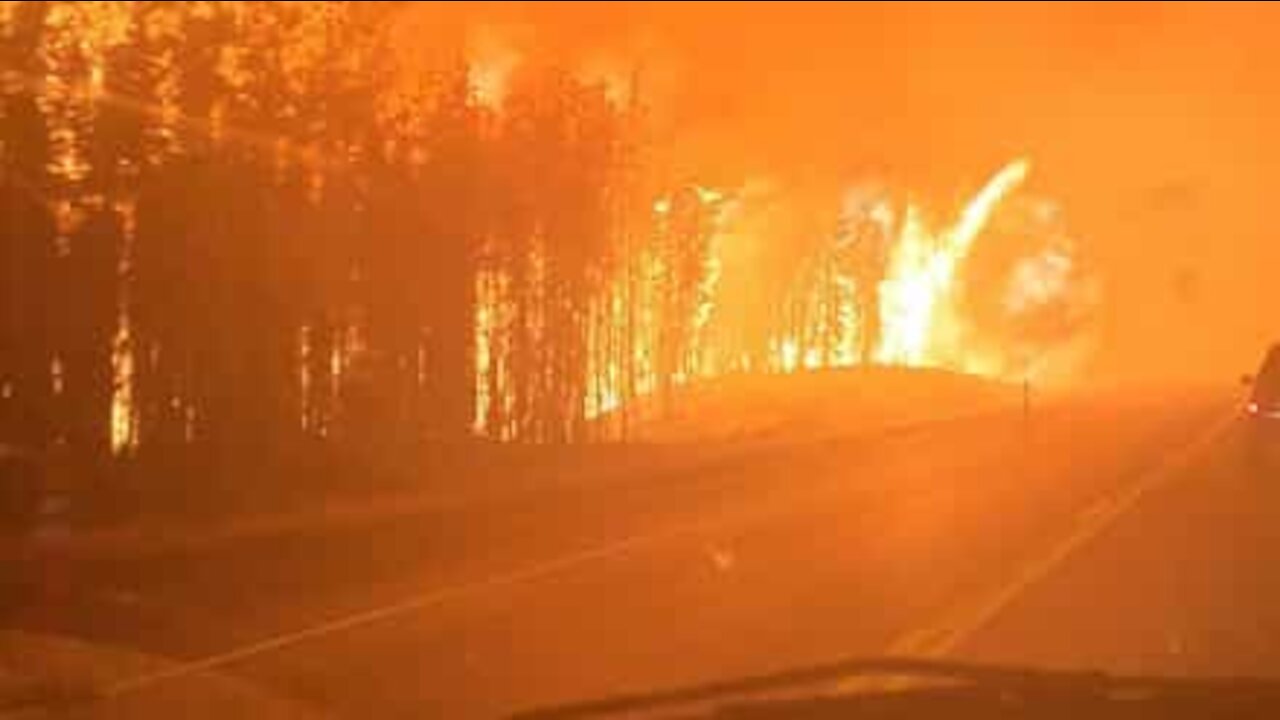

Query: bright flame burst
[876,158,1031,366]
[475,158,1052,436]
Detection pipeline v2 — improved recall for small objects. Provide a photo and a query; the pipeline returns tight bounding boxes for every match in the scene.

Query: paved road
[967,402,1280,678]
[5,388,1258,718]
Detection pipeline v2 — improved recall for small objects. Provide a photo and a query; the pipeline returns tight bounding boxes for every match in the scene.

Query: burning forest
[0,2,1097,459]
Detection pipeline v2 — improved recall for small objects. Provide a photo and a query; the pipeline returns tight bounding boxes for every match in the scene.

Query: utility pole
[1022,377,1030,426]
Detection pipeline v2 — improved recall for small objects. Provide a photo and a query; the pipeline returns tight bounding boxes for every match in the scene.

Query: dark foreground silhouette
[515,657,1280,719]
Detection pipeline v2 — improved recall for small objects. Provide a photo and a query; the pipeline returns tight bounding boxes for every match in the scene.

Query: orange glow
[467,29,520,110]
[7,8,1280,714]
[110,320,137,454]
[876,159,1031,368]
[18,2,1247,450]
[488,155,1059,436]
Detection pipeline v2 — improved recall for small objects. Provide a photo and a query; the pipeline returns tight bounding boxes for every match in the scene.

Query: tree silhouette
[0,2,716,473]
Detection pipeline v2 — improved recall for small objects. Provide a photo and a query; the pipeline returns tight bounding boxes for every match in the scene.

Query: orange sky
[406,1,1280,385]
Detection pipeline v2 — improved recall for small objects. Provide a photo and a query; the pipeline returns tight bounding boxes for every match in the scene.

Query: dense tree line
[0,3,947,474]
[0,1,719,466]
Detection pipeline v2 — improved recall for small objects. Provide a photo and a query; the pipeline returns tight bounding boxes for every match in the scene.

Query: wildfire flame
[467,29,520,109]
[876,159,1031,366]
[28,2,1057,443]
[482,157,1053,437]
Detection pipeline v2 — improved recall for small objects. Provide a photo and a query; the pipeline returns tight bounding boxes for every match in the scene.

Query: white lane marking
[98,407,1055,701]
[885,411,1237,660]
[103,522,701,698]
[103,414,977,699]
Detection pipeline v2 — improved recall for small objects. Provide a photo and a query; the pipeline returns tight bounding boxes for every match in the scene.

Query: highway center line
[882,410,1238,661]
[101,519,707,699]
[98,404,1101,702]
[101,410,978,700]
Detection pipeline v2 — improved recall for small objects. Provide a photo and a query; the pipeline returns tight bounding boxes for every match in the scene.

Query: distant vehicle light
[1246,401,1280,420]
